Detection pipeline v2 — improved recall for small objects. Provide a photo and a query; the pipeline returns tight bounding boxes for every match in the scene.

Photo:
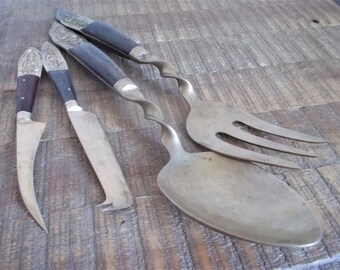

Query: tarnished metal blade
[68,110,133,210]
[16,116,47,232]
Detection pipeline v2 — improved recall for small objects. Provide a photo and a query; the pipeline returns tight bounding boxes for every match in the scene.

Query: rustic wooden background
[1,0,340,269]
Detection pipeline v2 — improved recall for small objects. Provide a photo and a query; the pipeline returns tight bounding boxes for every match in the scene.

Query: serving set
[16,8,326,247]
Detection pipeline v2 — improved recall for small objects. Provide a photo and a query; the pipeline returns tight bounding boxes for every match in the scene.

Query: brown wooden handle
[16,74,40,113]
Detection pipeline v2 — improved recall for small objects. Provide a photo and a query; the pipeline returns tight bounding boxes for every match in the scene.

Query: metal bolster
[129,46,154,62]
[65,100,83,112]
[17,111,32,122]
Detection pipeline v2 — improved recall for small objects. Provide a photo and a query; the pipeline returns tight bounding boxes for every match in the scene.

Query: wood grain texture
[1,0,340,269]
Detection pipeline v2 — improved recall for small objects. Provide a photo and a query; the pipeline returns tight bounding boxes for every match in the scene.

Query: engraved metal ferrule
[49,22,87,50]
[41,42,68,72]
[56,8,94,31]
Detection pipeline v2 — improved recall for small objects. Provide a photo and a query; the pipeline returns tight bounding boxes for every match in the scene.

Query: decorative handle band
[16,47,43,113]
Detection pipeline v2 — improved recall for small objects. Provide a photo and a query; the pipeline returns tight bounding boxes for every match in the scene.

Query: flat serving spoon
[49,22,322,247]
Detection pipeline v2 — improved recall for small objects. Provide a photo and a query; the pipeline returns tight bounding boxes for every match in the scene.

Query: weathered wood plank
[1,0,340,269]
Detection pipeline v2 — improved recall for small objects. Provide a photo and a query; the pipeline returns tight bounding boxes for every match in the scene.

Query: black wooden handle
[82,21,139,58]
[69,43,127,87]
[47,70,77,103]
[16,75,40,113]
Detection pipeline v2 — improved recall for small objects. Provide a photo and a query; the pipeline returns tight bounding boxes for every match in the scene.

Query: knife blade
[16,47,47,232]
[41,42,133,211]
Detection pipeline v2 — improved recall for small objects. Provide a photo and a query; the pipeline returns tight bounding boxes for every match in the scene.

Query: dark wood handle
[16,75,40,113]
[69,43,127,87]
[47,70,77,103]
[82,21,139,58]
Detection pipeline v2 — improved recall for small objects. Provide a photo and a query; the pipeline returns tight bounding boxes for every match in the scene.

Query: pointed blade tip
[26,206,48,232]
[40,222,48,233]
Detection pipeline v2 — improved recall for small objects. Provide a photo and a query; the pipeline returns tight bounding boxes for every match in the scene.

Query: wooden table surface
[1,0,340,269]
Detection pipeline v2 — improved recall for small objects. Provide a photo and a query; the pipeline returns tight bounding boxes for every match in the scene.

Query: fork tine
[238,111,327,143]
[223,125,317,157]
[206,136,300,168]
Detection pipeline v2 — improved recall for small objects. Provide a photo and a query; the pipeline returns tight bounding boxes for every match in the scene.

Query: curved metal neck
[113,78,186,158]
[129,46,199,106]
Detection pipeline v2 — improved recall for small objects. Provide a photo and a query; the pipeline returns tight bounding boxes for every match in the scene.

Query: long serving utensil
[41,42,133,211]
[16,48,47,231]
[55,8,327,169]
[48,23,323,247]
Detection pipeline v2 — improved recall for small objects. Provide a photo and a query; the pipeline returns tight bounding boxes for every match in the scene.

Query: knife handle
[67,41,185,157]
[47,70,78,103]
[69,43,127,87]
[82,21,139,58]
[16,75,40,113]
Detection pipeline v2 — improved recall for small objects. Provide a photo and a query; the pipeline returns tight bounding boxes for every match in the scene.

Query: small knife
[41,42,133,211]
[16,47,47,232]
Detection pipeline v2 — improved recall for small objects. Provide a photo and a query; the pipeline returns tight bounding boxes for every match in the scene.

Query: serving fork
[56,8,327,168]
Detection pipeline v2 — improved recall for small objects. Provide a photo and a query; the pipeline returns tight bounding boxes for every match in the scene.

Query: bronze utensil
[16,47,47,231]
[55,8,327,169]
[48,23,323,247]
[41,42,133,210]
